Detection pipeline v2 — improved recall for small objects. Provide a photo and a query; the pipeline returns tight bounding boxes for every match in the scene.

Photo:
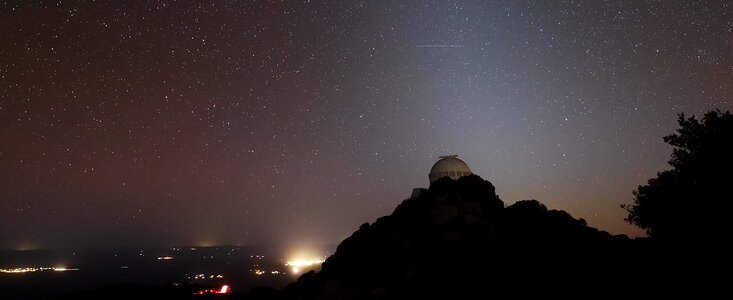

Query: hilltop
[246,175,672,299]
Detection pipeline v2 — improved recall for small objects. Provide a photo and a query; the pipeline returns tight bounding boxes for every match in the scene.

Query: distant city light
[284,246,327,275]
[285,258,324,274]
[196,284,231,295]
[218,285,231,294]
[157,256,174,260]
[251,266,285,276]
[0,267,78,273]
[188,273,223,280]
[285,259,325,267]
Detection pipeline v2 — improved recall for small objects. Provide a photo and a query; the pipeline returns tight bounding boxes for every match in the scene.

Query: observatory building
[428,155,473,183]
[411,155,473,198]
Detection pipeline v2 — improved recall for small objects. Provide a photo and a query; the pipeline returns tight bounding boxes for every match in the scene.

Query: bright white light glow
[285,258,324,274]
[285,259,325,268]
[284,245,327,275]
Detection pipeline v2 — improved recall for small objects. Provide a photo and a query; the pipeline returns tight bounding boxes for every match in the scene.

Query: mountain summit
[272,175,657,299]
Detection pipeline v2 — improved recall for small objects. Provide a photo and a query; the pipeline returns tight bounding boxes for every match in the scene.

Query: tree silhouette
[623,109,733,242]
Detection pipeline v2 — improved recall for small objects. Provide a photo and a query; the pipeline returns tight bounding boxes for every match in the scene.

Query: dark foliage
[623,110,733,243]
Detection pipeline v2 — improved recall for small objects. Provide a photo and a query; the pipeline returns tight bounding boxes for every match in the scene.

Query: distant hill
[257,175,678,299]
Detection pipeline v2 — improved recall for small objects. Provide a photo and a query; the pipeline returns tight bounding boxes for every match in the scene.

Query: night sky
[1,1,732,250]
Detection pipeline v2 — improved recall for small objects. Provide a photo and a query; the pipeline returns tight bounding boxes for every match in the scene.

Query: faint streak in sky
[415,44,465,48]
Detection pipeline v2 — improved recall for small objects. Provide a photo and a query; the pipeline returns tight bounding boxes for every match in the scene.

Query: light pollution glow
[284,244,327,274]
[285,259,325,274]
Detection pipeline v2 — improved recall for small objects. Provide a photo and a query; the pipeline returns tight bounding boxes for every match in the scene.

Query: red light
[196,284,231,295]
[217,285,230,294]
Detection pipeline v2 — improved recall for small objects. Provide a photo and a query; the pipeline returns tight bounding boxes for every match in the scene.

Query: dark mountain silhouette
[251,175,699,299]
[52,175,721,299]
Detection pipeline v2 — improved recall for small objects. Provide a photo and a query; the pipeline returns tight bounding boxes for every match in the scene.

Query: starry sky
[1,0,732,250]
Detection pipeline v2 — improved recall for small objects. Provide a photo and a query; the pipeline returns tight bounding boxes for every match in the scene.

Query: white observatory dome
[428,155,472,183]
